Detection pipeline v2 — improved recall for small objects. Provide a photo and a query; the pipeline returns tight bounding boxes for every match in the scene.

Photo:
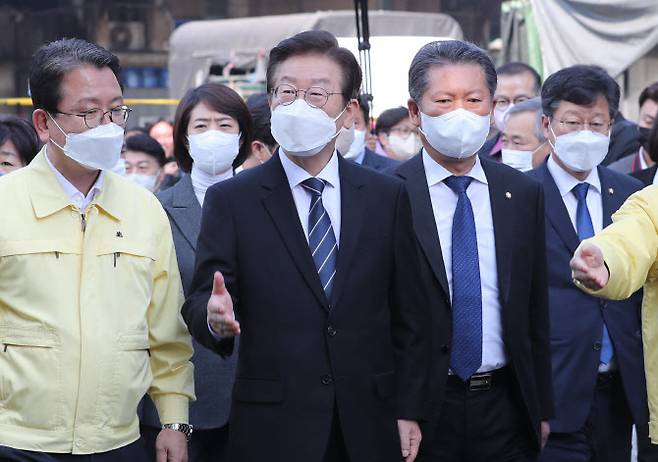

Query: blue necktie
[444,176,483,381]
[573,183,613,365]
[302,178,338,301]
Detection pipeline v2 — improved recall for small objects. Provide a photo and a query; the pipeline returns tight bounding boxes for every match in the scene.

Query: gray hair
[505,96,546,142]
[408,40,497,103]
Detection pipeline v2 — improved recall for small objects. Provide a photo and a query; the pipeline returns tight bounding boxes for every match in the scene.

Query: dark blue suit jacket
[528,161,648,433]
[361,148,400,171]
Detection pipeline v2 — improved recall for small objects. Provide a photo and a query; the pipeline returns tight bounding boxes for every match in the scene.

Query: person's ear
[32,109,51,144]
[542,114,551,142]
[339,98,358,130]
[251,141,273,164]
[407,98,421,128]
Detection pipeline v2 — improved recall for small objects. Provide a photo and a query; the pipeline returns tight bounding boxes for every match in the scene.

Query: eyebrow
[191,116,234,123]
[74,96,123,107]
[279,76,332,86]
[0,151,18,157]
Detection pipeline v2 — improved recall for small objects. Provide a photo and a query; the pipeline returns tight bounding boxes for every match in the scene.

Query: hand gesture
[570,243,609,291]
[207,271,240,337]
[398,419,422,462]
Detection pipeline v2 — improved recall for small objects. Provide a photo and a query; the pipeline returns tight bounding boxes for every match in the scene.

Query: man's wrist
[162,423,194,441]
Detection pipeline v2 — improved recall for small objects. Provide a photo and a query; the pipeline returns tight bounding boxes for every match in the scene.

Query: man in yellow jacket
[571,185,658,445]
[0,38,194,461]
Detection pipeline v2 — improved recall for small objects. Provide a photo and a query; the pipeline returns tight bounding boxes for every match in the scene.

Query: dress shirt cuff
[151,393,189,425]
[208,319,223,341]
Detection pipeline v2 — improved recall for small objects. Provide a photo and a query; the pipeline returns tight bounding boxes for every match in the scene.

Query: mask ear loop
[547,120,558,152]
[47,113,69,152]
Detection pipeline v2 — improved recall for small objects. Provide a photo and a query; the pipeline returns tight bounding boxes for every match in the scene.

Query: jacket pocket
[95,239,158,324]
[106,330,153,428]
[232,378,285,404]
[0,325,64,430]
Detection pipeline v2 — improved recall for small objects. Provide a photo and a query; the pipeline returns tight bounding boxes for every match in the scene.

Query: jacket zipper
[81,213,87,233]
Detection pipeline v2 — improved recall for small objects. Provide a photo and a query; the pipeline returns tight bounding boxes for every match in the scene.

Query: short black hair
[173,83,253,173]
[357,94,370,122]
[246,93,276,148]
[267,30,362,102]
[541,65,619,119]
[497,62,542,94]
[0,115,40,166]
[125,133,166,167]
[29,38,121,113]
[409,40,497,101]
[375,107,409,135]
[639,81,658,108]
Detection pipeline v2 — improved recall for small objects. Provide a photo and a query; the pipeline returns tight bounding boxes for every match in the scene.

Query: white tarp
[530,0,658,77]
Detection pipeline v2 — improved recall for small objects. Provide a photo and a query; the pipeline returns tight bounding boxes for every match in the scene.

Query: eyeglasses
[389,127,416,138]
[272,84,342,109]
[494,96,530,110]
[553,118,611,135]
[54,105,132,129]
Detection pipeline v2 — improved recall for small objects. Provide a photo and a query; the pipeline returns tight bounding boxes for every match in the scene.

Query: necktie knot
[444,175,473,195]
[572,182,590,201]
[302,177,326,197]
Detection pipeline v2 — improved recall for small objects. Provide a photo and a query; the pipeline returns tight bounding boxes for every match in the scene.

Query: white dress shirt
[280,149,342,245]
[45,146,103,212]
[422,150,507,372]
[546,155,602,235]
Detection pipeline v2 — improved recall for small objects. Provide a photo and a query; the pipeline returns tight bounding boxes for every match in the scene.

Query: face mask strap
[47,112,68,152]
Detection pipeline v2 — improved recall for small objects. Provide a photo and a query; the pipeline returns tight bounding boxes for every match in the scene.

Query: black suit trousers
[419,370,538,462]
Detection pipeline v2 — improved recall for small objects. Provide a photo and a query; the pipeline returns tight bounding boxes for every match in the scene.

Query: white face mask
[127,173,158,192]
[188,130,240,176]
[389,133,421,160]
[49,114,124,171]
[335,124,356,157]
[501,148,534,172]
[111,157,127,176]
[344,129,367,160]
[549,123,610,173]
[419,108,490,159]
[494,105,513,131]
[270,99,346,157]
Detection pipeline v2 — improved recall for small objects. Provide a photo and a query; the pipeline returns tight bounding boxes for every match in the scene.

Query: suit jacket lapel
[598,166,621,228]
[539,162,580,254]
[330,158,366,308]
[167,175,203,250]
[396,156,451,300]
[261,153,329,310]
[481,160,514,306]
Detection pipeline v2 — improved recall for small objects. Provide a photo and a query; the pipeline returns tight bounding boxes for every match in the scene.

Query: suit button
[441,344,450,354]
[593,342,602,351]
[321,374,333,385]
[327,326,337,337]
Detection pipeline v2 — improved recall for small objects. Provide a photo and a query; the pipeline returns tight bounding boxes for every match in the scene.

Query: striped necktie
[301,177,338,301]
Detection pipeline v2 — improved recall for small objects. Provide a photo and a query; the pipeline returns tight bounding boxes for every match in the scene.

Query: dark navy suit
[360,147,400,171]
[529,161,654,461]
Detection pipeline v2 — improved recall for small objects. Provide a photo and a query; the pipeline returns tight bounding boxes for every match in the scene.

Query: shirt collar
[45,145,104,208]
[422,148,488,187]
[547,154,601,198]
[353,147,366,165]
[280,149,340,190]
